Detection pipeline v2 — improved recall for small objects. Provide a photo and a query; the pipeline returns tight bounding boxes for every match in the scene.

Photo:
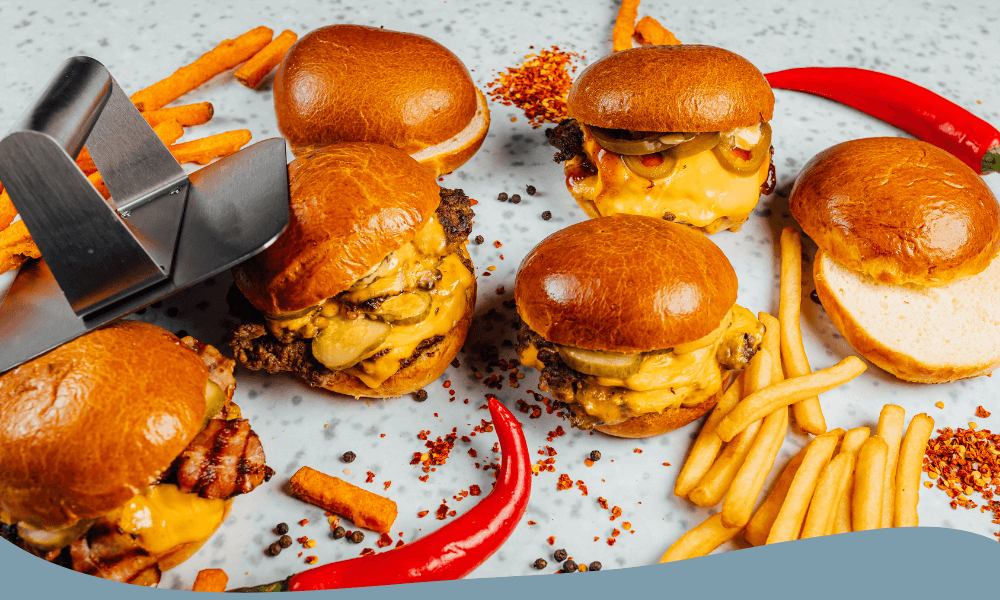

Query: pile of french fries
[612,0,682,51]
[662,228,936,562]
[0,26,299,275]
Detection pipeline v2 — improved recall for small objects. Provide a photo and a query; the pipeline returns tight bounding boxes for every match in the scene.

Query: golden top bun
[410,88,491,177]
[274,24,479,157]
[594,389,720,438]
[791,137,1000,287]
[567,45,774,132]
[515,215,738,353]
[233,142,442,315]
[319,272,476,398]
[0,322,209,529]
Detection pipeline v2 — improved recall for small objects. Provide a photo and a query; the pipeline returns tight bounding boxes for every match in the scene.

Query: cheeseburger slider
[547,45,776,234]
[515,215,764,437]
[791,137,1000,383]
[0,321,271,586]
[228,142,476,398]
[273,24,490,177]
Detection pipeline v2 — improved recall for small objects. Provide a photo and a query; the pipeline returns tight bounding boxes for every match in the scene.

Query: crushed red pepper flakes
[486,46,584,128]
[598,497,609,510]
[610,506,622,521]
[576,480,589,496]
[607,538,616,546]
[493,240,503,248]
[633,448,643,454]
[305,556,318,564]
[470,484,482,496]
[622,522,632,530]
[977,406,992,418]
[360,548,376,557]
[435,504,450,520]
[585,458,595,467]
[557,473,574,490]
[417,510,429,518]
[298,519,309,526]
[366,471,375,484]
[383,480,391,491]
[547,536,556,545]
[611,529,621,538]
[924,426,1000,540]
[377,533,393,548]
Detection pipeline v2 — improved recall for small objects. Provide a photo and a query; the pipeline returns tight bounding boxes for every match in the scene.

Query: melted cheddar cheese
[567,126,770,234]
[114,484,226,556]
[519,306,760,425]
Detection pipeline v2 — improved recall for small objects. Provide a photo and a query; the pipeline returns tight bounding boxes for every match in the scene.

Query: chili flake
[557,474,574,490]
[977,406,991,418]
[924,426,1000,540]
[486,46,584,128]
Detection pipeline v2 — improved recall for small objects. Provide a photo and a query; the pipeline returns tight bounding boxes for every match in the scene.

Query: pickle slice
[666,132,722,159]
[263,305,319,321]
[712,122,772,174]
[202,380,228,429]
[312,317,391,370]
[370,292,432,325]
[16,518,97,551]
[556,345,643,378]
[622,152,678,180]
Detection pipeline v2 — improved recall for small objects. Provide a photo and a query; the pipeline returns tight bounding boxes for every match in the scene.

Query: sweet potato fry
[0,187,15,231]
[130,26,273,111]
[0,220,41,275]
[192,568,228,592]
[290,466,397,533]
[168,130,252,166]
[634,16,681,46]
[142,102,215,128]
[235,30,298,89]
[612,0,640,52]
[76,119,185,175]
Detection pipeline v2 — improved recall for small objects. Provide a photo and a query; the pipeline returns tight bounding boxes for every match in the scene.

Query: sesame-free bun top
[566,45,774,133]
[0,321,209,529]
[515,215,738,353]
[790,137,1000,287]
[233,142,442,315]
[274,24,479,156]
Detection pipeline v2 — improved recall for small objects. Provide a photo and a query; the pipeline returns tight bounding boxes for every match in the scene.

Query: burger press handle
[0,56,290,372]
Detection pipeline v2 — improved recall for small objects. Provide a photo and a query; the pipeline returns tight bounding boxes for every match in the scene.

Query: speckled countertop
[1,0,999,591]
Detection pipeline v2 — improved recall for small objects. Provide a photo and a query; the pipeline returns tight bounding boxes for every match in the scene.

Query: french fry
[716,356,866,443]
[800,453,854,539]
[289,466,397,533]
[633,16,681,46]
[167,130,252,166]
[130,26,274,111]
[76,119,185,175]
[894,413,935,527]
[759,313,784,383]
[833,427,871,534]
[660,513,743,563]
[235,30,298,89]
[744,445,808,546]
[779,227,827,435]
[765,430,841,544]
[192,569,228,592]
[612,0,640,52]
[87,172,111,201]
[142,102,215,128]
[0,220,41,274]
[853,436,888,531]
[876,405,905,528]
[674,372,745,497]
[0,188,15,231]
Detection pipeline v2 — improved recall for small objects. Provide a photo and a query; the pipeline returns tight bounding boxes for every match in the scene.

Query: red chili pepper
[765,67,1000,175]
[229,398,531,592]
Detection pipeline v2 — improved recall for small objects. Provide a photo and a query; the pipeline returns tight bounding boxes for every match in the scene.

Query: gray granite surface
[1,0,999,591]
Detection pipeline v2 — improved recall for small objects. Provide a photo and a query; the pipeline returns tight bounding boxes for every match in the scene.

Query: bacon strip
[69,521,161,586]
[181,336,237,400]
[173,419,272,499]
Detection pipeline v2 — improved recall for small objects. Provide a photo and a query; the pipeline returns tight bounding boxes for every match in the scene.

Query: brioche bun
[0,321,209,530]
[515,215,738,353]
[791,137,1000,287]
[594,388,721,438]
[567,45,774,132]
[274,25,489,175]
[233,142,442,315]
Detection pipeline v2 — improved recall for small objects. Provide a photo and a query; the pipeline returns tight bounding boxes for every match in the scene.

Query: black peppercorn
[510,194,521,204]
[349,530,364,543]
[414,389,429,402]
[553,548,568,562]
[278,535,292,548]
[267,542,282,556]
[663,212,675,221]
[342,451,356,463]
[474,235,485,245]
[533,558,547,569]
[526,185,536,196]
[589,561,602,572]
[563,559,578,573]
[276,522,289,535]
[590,450,601,461]
[498,192,508,202]
[541,210,552,220]
[332,526,346,539]
[810,289,821,304]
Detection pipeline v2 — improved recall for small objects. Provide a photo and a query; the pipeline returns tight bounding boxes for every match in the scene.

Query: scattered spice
[622,522,631,530]
[597,497,609,510]
[977,406,992,418]
[414,389,429,402]
[809,289,821,304]
[278,535,292,548]
[417,510,429,519]
[611,528,621,538]
[541,210,552,220]
[470,484,482,496]
[383,481,391,491]
[533,558,548,569]
[359,548,376,557]
[298,519,309,527]
[332,527,346,539]
[498,192,509,202]
[349,531,365,544]
[267,542,282,556]
[553,548,568,562]
[924,426,1000,540]
[474,235,485,245]
[547,536,556,546]
[557,474,574,490]
[305,556,318,565]
[510,194,522,204]
[936,401,946,409]
[435,503,450,520]
[610,506,622,521]
[563,559,578,573]
[276,522,289,535]
[633,448,643,454]
[590,450,601,461]
[365,471,375,483]
[486,46,584,128]
[589,561,602,571]
[526,185,536,196]
[341,451,356,463]
[377,533,393,549]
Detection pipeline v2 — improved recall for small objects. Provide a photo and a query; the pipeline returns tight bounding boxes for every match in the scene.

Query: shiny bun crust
[515,215,738,353]
[0,322,209,529]
[567,45,774,132]
[233,142,442,315]
[318,273,476,398]
[595,388,721,438]
[274,24,479,156]
[790,137,1000,286]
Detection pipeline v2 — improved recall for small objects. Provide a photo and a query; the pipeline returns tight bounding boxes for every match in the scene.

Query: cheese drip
[520,306,759,424]
[114,484,225,556]
[567,127,770,234]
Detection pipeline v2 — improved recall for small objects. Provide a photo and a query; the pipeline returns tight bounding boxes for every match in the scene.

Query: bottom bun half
[594,387,722,439]
[814,250,1000,384]
[312,277,477,399]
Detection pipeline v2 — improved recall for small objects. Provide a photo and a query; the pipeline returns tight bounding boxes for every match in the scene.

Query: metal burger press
[0,56,289,372]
